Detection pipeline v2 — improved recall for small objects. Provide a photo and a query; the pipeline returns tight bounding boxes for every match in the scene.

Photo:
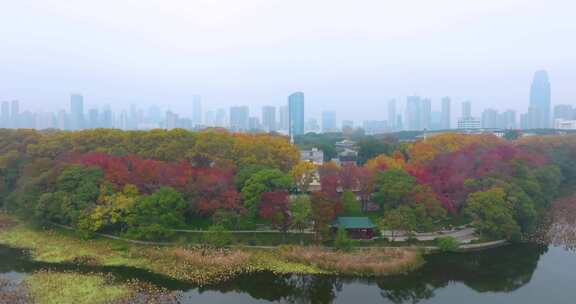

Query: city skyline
[1,69,575,132]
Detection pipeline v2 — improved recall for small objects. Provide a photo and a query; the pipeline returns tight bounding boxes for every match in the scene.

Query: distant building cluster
[1,70,574,133]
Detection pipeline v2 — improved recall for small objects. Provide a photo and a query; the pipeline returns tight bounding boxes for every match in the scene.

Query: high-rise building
[10,100,20,128]
[230,106,249,131]
[363,120,387,135]
[191,95,202,126]
[457,117,481,129]
[481,109,499,129]
[342,120,354,130]
[529,70,551,128]
[70,94,84,130]
[215,108,227,128]
[1,101,9,128]
[204,110,215,127]
[421,98,431,130]
[554,104,573,121]
[387,99,396,130]
[441,97,451,129]
[520,113,529,130]
[321,111,337,133]
[35,112,55,130]
[248,116,261,131]
[498,110,517,129]
[288,92,305,140]
[88,109,99,129]
[405,96,422,131]
[56,110,67,130]
[101,105,113,128]
[262,106,277,132]
[462,101,472,118]
[279,105,289,131]
[165,111,179,130]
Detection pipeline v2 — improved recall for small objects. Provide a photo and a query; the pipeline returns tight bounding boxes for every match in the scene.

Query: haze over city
[1,0,576,125]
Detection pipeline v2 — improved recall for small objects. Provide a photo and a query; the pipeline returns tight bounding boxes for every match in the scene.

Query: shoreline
[0,217,424,286]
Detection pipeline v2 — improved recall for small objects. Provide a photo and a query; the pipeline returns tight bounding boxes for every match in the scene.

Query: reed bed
[0,214,17,231]
[278,246,424,276]
[0,217,424,287]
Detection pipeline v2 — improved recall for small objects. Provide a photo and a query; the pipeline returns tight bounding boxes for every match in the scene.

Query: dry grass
[0,216,424,287]
[279,246,424,276]
[0,214,17,231]
[141,247,255,285]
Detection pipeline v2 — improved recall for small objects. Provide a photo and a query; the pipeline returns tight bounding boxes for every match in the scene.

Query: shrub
[202,225,233,248]
[334,227,353,252]
[436,236,460,252]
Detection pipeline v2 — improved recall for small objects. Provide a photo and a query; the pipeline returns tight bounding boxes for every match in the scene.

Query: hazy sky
[1,0,575,122]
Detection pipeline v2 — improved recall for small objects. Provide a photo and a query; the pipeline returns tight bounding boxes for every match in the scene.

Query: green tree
[311,192,337,242]
[436,236,459,252]
[357,136,398,164]
[334,227,353,251]
[34,165,103,226]
[202,225,233,248]
[234,164,269,190]
[379,206,417,239]
[289,195,312,232]
[342,190,362,216]
[126,187,187,240]
[212,210,241,230]
[241,169,292,219]
[374,169,416,210]
[464,188,521,241]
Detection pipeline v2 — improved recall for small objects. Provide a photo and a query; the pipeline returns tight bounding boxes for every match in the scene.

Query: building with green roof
[331,217,376,239]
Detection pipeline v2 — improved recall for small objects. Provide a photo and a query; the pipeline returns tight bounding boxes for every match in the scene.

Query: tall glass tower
[288,92,305,141]
[529,70,551,128]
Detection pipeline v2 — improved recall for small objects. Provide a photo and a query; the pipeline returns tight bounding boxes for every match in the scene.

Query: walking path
[381,227,478,243]
[49,222,501,252]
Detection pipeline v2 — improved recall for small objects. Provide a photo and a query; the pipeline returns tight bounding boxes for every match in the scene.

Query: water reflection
[0,243,551,304]
[376,244,547,303]
[199,244,546,304]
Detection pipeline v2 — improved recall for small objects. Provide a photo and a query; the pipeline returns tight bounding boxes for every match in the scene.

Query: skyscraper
[88,109,99,129]
[215,108,227,128]
[70,94,84,130]
[499,110,517,129]
[101,105,113,128]
[321,111,337,133]
[441,97,451,129]
[262,106,277,132]
[10,100,19,128]
[230,106,249,131]
[204,110,215,127]
[387,99,396,130]
[288,92,305,140]
[481,109,499,128]
[1,101,9,128]
[403,96,431,130]
[191,95,202,126]
[421,98,431,130]
[462,101,472,118]
[279,105,289,131]
[554,104,573,121]
[529,70,551,128]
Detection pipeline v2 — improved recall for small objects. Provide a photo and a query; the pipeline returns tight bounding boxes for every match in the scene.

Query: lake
[1,243,574,303]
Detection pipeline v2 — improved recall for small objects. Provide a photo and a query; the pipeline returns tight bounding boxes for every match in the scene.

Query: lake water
[1,243,575,303]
